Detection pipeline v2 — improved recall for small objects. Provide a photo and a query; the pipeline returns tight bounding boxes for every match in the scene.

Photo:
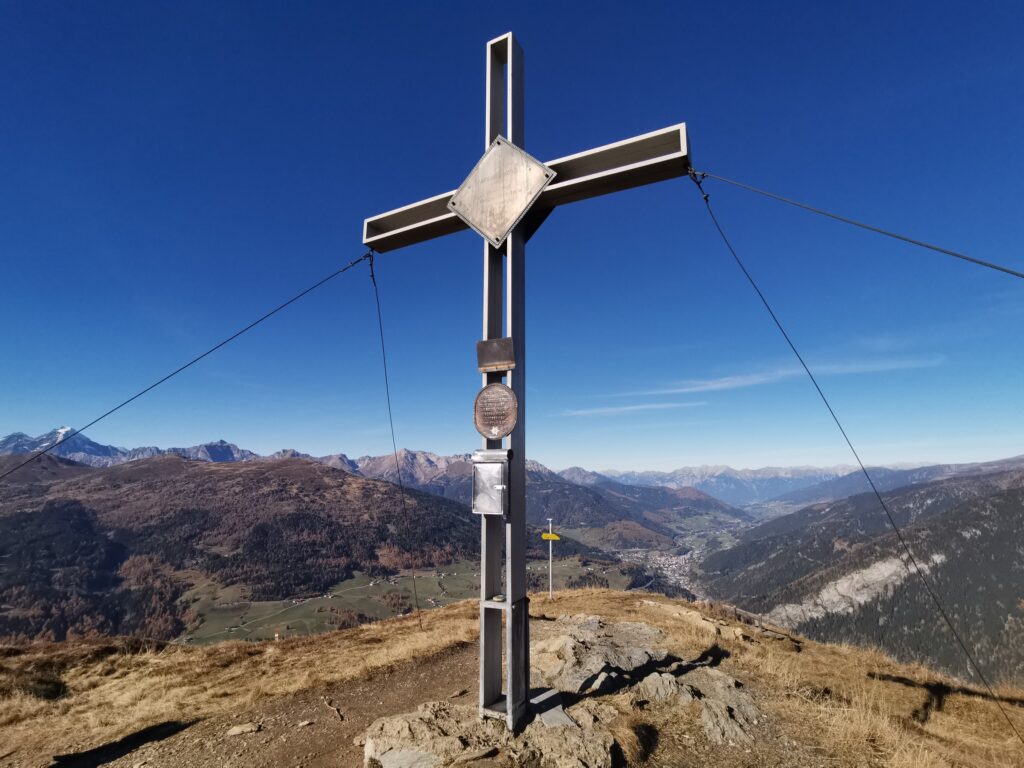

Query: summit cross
[362,32,690,730]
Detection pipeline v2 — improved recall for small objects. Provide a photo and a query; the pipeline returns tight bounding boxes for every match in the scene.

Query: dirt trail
[86,643,477,768]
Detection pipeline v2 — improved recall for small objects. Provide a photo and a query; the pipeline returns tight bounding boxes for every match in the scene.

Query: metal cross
[362,32,690,731]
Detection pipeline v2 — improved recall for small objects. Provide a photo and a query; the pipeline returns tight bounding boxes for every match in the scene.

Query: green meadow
[180,556,633,645]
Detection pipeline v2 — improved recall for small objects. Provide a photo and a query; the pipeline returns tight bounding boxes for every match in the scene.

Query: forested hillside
[0,456,479,643]
[700,469,1024,683]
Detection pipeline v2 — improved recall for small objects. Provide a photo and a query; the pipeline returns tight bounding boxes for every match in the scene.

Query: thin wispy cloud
[564,402,707,417]
[618,355,945,397]
[813,356,946,375]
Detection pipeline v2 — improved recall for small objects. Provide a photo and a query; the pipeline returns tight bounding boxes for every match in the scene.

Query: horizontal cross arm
[363,123,689,253]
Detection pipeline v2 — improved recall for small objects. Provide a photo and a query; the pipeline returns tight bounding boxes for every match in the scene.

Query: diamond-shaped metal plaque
[448,136,555,249]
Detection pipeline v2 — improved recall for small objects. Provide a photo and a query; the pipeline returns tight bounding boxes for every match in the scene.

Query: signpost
[543,518,559,599]
[363,32,690,730]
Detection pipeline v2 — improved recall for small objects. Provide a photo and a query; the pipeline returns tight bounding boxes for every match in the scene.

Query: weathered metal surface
[540,123,689,209]
[448,137,554,249]
[473,382,518,439]
[478,32,520,730]
[362,123,689,252]
[476,336,516,373]
[472,461,508,516]
[506,596,529,728]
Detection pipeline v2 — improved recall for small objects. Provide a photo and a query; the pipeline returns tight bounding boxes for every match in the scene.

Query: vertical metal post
[504,33,529,732]
[479,32,528,731]
[477,35,504,716]
[547,518,553,600]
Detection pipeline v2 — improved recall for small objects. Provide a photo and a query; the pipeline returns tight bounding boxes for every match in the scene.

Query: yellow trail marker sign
[541,532,560,541]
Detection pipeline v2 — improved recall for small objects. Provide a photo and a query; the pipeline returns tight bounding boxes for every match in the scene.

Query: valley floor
[2,591,1022,768]
[180,558,633,644]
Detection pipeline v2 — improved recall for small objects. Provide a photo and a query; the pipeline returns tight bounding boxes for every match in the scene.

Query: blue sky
[1,1,1022,471]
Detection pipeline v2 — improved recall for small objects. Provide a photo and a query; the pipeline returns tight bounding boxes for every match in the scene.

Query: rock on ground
[634,672,694,704]
[686,667,760,745]
[225,722,261,736]
[362,700,616,768]
[531,614,667,694]
[633,666,758,745]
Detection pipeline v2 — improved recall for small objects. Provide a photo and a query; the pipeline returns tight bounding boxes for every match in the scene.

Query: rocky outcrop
[767,553,947,627]
[634,672,693,703]
[531,614,667,694]
[686,667,759,745]
[631,665,759,745]
[360,615,763,766]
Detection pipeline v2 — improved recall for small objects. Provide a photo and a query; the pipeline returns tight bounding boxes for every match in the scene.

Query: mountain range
[601,465,858,506]
[4,427,1024,684]
[0,428,883,509]
[763,453,1024,510]
[0,428,264,467]
[0,442,717,644]
[0,430,752,539]
[349,448,751,542]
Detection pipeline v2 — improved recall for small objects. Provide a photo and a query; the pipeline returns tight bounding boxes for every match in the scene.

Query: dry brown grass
[539,590,1024,767]
[0,600,477,764]
[2,590,1022,768]
[609,712,660,765]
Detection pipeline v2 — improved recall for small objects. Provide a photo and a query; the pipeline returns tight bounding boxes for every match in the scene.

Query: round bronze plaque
[473,383,518,439]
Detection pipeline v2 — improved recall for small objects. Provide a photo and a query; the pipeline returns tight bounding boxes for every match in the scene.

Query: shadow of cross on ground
[48,721,196,768]
[867,672,1024,724]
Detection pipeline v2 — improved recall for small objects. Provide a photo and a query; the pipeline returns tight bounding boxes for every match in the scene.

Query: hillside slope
[0,456,479,643]
[0,454,92,496]
[700,470,1024,683]
[356,449,749,541]
[356,450,635,527]
[1,591,1020,767]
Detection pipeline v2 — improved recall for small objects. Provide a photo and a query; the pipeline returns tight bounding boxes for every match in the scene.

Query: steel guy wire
[367,250,425,630]
[691,169,1024,281]
[689,170,1024,749]
[0,253,373,485]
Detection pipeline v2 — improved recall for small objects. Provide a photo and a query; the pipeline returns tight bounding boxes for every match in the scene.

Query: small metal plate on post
[474,383,518,439]
[477,337,516,373]
[472,448,511,517]
[448,136,555,249]
[473,461,508,516]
